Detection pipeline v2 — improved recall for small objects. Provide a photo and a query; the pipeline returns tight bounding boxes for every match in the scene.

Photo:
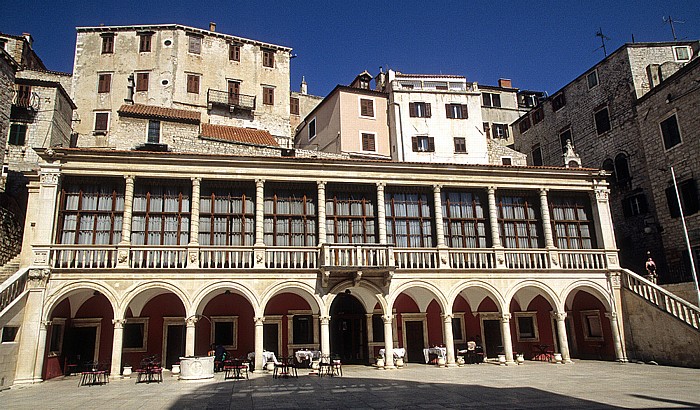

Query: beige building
[480,79,543,148]
[70,23,293,148]
[290,77,323,134]
[295,72,390,159]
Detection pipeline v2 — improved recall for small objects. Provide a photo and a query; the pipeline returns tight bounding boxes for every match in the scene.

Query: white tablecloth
[295,350,320,362]
[378,348,406,359]
[247,351,279,364]
[423,347,446,363]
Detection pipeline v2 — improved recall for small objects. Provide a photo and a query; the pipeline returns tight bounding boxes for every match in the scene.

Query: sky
[2,1,700,97]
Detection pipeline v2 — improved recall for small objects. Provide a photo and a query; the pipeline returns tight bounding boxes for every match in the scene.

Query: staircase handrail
[0,267,29,313]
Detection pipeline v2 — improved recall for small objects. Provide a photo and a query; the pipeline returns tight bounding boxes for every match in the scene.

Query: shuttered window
[445,104,468,119]
[360,99,374,117]
[361,133,376,151]
[187,74,200,94]
[98,73,111,93]
[408,102,431,118]
[94,113,109,132]
[136,72,149,92]
[229,43,241,61]
[262,49,275,68]
[101,34,114,54]
[290,97,300,115]
[139,33,152,52]
[263,87,274,105]
[453,137,466,153]
[411,136,434,152]
[188,35,202,54]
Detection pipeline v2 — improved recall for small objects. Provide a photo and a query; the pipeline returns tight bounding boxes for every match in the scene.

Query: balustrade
[448,249,495,269]
[199,247,253,269]
[503,249,550,269]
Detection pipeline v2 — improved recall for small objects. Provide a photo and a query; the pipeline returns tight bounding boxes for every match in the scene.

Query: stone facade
[486,139,527,166]
[0,49,18,191]
[290,80,323,135]
[479,80,542,148]
[71,24,292,148]
[513,41,699,278]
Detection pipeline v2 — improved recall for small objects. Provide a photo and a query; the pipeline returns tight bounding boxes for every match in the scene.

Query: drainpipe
[390,102,405,161]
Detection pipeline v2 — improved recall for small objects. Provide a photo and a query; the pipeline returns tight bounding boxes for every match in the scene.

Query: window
[483,122,490,138]
[550,195,596,249]
[131,182,191,246]
[445,104,468,119]
[552,93,566,111]
[290,97,299,115]
[674,46,691,62]
[451,314,465,343]
[186,74,200,94]
[16,84,31,107]
[147,120,160,144]
[660,114,682,149]
[123,318,148,352]
[94,112,109,132]
[372,315,384,342]
[411,135,434,152]
[211,317,238,349]
[581,310,603,341]
[665,179,699,218]
[8,124,27,145]
[292,315,314,344]
[101,34,114,54]
[497,194,542,248]
[482,92,501,107]
[360,98,374,117]
[559,128,572,152]
[308,118,316,141]
[594,106,611,135]
[136,72,149,92]
[98,73,111,93]
[622,193,649,217]
[1,326,19,343]
[614,154,630,183]
[587,70,599,89]
[361,133,376,151]
[385,191,433,247]
[199,184,255,247]
[515,312,539,342]
[188,35,202,54]
[501,157,512,165]
[138,33,152,52]
[262,49,275,68]
[408,102,431,118]
[263,185,317,246]
[326,189,376,243]
[532,107,544,124]
[229,43,241,61]
[228,81,240,105]
[602,159,615,183]
[453,137,466,153]
[531,144,543,166]
[441,191,487,248]
[49,319,66,354]
[493,124,508,139]
[519,117,531,133]
[58,180,125,245]
[263,86,274,105]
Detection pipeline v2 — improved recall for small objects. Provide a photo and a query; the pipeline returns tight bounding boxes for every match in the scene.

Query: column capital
[124,174,135,183]
[382,315,393,324]
[500,313,512,322]
[112,318,126,328]
[433,184,442,192]
[254,316,265,325]
[376,182,386,189]
[186,316,199,327]
[39,171,60,185]
[441,313,453,322]
[191,176,202,184]
[594,186,610,202]
[487,186,497,194]
[554,312,567,321]
[255,179,265,187]
[320,316,331,325]
[317,180,327,188]
[539,187,549,195]
[605,311,617,320]
[41,320,53,328]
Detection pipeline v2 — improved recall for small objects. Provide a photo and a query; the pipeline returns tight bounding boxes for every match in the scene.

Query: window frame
[482,92,501,107]
[122,317,149,352]
[229,43,241,62]
[186,74,200,94]
[551,92,566,111]
[531,144,543,166]
[308,118,316,141]
[622,193,649,217]
[549,194,596,249]
[187,34,202,54]
[581,310,604,342]
[408,102,431,118]
[263,186,317,247]
[198,183,255,247]
[147,120,161,144]
[492,123,508,139]
[94,112,110,133]
[131,181,192,246]
[135,72,149,92]
[138,33,152,53]
[594,106,611,135]
[48,318,66,355]
[497,193,542,248]
[262,49,275,68]
[361,132,376,152]
[453,137,467,153]
[263,86,275,106]
[514,312,539,342]
[211,316,238,350]
[101,34,114,54]
[445,103,468,119]
[359,98,375,118]
[290,96,300,115]
[587,70,599,89]
[673,46,691,62]
[659,113,682,150]
[1,326,19,343]
[559,128,573,152]
[411,135,434,152]
[8,123,27,146]
[519,117,531,133]
[325,188,377,244]
[441,190,488,248]
[98,73,112,93]
[385,190,434,248]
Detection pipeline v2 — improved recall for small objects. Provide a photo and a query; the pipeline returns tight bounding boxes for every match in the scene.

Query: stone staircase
[0,255,21,283]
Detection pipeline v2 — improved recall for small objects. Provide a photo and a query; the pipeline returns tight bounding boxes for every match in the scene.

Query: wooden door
[404,321,425,363]
[228,81,240,105]
[483,320,502,358]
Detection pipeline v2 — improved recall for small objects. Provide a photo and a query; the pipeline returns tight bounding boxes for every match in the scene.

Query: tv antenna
[595,28,611,57]
[663,16,684,41]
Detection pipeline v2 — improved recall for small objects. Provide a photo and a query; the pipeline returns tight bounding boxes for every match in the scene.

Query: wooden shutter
[445,104,452,118]
[409,103,416,117]
[461,105,468,118]
[428,137,435,152]
[98,74,111,93]
[229,44,240,61]
[361,99,374,117]
[425,103,431,117]
[136,73,149,92]
[362,133,375,151]
[411,136,418,151]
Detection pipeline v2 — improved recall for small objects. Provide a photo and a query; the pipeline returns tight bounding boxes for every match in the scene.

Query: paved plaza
[2,360,699,409]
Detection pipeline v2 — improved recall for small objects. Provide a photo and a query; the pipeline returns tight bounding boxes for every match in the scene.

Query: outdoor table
[247,351,279,364]
[294,350,320,366]
[423,347,446,363]
[378,348,406,359]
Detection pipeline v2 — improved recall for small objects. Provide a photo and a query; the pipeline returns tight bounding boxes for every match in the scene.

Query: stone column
[500,313,515,365]
[118,175,135,267]
[14,269,50,384]
[433,185,445,247]
[320,316,331,357]
[317,181,327,244]
[32,320,51,381]
[591,183,620,270]
[187,177,201,268]
[606,312,626,362]
[383,315,396,369]
[539,188,555,248]
[487,187,501,248]
[110,319,126,376]
[442,314,456,366]
[185,316,198,357]
[254,317,265,371]
[554,312,572,363]
[254,179,266,268]
[376,183,387,244]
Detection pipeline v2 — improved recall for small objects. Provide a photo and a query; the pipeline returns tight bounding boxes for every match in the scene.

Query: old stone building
[513,41,699,280]
[70,23,293,148]
[290,77,323,135]
[479,79,543,149]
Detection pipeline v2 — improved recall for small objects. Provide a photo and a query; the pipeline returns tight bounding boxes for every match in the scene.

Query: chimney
[22,32,33,48]
[498,78,512,88]
[209,22,217,32]
[300,76,308,95]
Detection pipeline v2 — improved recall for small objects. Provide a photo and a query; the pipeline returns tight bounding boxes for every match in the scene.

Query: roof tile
[118,104,201,124]
[201,124,279,147]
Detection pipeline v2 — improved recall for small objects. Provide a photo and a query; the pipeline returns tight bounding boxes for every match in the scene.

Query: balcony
[34,244,611,273]
[207,89,256,112]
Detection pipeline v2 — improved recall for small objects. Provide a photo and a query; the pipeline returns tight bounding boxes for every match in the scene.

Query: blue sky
[3,1,699,97]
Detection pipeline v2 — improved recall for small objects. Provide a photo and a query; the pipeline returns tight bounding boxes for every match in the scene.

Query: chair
[331,357,342,377]
[466,341,477,364]
[286,356,299,378]
[273,357,290,379]
[318,354,333,377]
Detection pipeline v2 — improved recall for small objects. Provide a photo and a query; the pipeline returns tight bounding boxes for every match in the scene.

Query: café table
[423,347,446,363]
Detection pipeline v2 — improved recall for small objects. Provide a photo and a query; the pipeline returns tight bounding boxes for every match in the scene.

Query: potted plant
[456,356,465,366]
[375,356,385,368]
[171,362,181,375]
[122,364,132,377]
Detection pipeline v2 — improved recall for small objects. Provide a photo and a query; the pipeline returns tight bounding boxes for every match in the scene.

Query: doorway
[482,319,502,358]
[263,323,279,356]
[64,326,97,370]
[164,324,185,368]
[329,293,367,364]
[404,321,425,363]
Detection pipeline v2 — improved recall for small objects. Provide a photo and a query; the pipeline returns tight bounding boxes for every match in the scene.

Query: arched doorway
[330,292,367,363]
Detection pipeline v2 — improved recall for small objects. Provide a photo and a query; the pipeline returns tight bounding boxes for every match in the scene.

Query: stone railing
[621,269,699,331]
[558,250,608,270]
[503,249,551,269]
[199,247,254,269]
[266,247,319,269]
[394,248,438,269]
[41,245,119,269]
[0,268,28,313]
[321,244,392,268]
[448,249,495,269]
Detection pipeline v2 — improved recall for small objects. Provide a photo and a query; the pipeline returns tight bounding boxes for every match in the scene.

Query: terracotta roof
[118,104,201,124]
[395,72,464,79]
[201,124,279,147]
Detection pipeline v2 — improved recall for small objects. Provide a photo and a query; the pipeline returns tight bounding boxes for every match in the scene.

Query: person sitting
[214,344,227,372]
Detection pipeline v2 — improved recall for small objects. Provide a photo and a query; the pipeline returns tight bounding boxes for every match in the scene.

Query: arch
[505,280,562,312]
[388,280,449,314]
[326,280,389,316]
[120,281,191,319]
[259,281,324,317]
[614,153,630,183]
[447,280,506,313]
[43,281,119,322]
[192,281,260,317]
[561,280,613,312]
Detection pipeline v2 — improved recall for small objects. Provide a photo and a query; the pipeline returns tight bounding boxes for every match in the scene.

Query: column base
[505,360,517,366]
[383,365,397,370]
[446,363,458,368]
[13,377,43,385]
[564,359,574,364]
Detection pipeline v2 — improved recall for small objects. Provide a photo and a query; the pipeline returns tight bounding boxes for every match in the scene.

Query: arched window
[614,154,631,183]
[602,159,615,184]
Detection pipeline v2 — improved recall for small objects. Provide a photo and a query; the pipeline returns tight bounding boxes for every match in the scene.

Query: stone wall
[0,196,23,269]
[0,56,16,191]
[621,287,700,367]
[486,139,526,166]
[660,283,699,307]
[0,292,25,389]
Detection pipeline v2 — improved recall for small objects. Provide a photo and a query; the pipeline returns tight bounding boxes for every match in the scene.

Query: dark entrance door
[263,323,279,356]
[330,293,367,364]
[165,324,185,368]
[404,321,425,363]
[65,326,97,371]
[483,319,502,358]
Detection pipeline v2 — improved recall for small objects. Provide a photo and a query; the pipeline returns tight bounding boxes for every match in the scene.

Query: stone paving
[2,360,699,409]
